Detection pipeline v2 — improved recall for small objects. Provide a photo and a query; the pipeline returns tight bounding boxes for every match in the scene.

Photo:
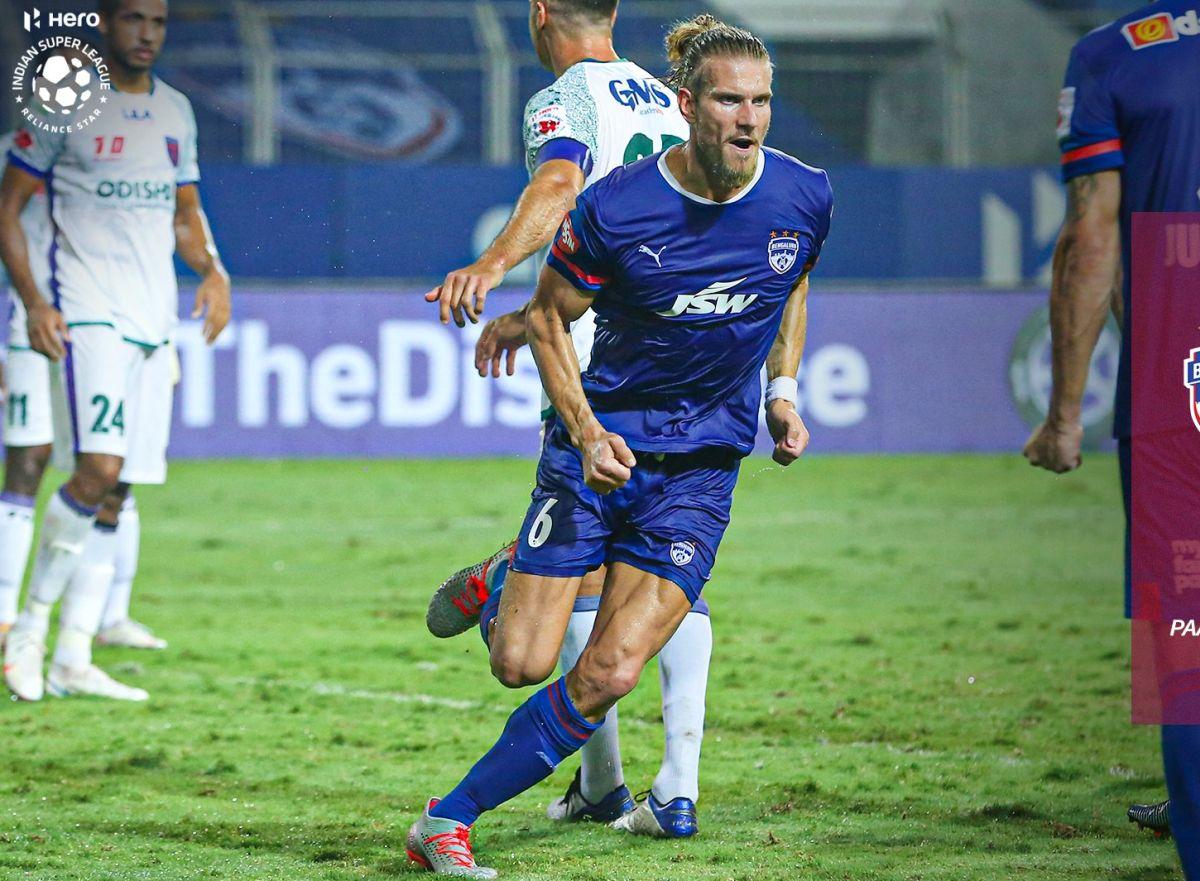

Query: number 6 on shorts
[527,498,558,548]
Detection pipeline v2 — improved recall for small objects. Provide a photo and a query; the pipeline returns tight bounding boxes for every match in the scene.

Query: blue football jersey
[546,147,833,456]
[1058,0,1200,436]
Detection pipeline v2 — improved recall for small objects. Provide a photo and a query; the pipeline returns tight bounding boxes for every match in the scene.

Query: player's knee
[3,444,52,496]
[72,456,123,502]
[571,649,642,711]
[489,645,555,689]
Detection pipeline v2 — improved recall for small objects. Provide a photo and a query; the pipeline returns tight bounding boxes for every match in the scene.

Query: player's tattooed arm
[764,274,812,466]
[427,159,586,327]
[0,164,68,361]
[1023,169,1121,474]
[175,183,231,345]
[527,265,635,493]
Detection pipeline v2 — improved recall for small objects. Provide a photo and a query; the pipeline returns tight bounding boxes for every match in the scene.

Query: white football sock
[18,487,97,639]
[101,496,140,630]
[52,522,118,670]
[0,492,36,626]
[653,609,712,803]
[560,601,625,803]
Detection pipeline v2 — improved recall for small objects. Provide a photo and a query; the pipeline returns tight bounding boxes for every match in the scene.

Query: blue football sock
[478,562,506,649]
[1164,724,1200,880]
[431,677,600,827]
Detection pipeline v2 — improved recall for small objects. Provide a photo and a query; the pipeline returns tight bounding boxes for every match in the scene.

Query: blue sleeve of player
[1058,41,1124,182]
[546,188,614,294]
[804,173,835,273]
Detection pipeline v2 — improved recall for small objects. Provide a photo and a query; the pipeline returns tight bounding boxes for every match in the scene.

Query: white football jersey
[523,59,690,188]
[2,134,53,349]
[523,60,689,375]
[7,77,200,348]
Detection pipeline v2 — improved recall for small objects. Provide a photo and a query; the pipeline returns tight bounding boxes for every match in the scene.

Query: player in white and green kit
[0,133,166,656]
[413,5,710,869]
[0,0,230,702]
[0,132,54,648]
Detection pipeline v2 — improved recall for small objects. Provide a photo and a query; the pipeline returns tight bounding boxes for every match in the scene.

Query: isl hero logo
[1122,9,1200,49]
[1185,348,1200,434]
[11,36,110,132]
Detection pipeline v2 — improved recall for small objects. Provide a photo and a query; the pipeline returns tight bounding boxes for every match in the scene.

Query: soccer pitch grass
[0,455,1181,881]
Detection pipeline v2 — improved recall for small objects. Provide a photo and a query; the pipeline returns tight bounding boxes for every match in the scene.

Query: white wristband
[765,376,798,406]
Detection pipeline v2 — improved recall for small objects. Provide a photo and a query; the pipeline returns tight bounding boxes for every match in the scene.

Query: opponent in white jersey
[0,133,54,647]
[521,57,690,372]
[411,6,711,874]
[0,0,230,702]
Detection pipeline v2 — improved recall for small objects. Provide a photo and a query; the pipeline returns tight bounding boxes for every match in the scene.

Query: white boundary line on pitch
[206,676,655,726]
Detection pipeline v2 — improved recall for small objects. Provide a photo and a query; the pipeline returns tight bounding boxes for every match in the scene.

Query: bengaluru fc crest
[768,230,800,275]
[1186,348,1200,433]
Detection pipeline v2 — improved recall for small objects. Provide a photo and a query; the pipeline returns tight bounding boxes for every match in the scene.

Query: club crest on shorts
[670,540,696,567]
[1185,347,1200,433]
[768,230,800,275]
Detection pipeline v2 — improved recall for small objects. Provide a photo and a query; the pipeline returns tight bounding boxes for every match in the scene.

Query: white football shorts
[50,324,175,485]
[3,346,55,448]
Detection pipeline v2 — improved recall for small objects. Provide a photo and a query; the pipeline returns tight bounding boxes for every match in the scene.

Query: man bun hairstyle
[665,14,769,92]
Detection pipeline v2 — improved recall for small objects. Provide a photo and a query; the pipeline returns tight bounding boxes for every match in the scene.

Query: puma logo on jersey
[657,278,756,317]
[638,244,666,267]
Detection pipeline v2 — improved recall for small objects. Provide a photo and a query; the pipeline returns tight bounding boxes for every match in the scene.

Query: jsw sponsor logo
[657,279,758,317]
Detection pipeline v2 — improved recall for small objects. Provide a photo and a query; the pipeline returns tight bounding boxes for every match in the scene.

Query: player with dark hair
[1024,1,1200,876]
[1,0,230,700]
[406,16,832,877]
[424,0,713,840]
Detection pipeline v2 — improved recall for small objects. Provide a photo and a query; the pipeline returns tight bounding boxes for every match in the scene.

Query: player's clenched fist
[26,301,69,362]
[580,430,637,494]
[766,399,810,466]
[1022,419,1083,474]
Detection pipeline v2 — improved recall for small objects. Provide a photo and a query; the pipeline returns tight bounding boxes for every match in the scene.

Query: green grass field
[0,455,1181,880]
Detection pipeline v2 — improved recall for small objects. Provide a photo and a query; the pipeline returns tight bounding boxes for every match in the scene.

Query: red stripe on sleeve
[550,243,611,287]
[1061,138,1122,165]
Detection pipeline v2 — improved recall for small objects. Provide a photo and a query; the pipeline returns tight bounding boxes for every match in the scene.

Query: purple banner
[1129,213,1200,725]
[152,287,1111,458]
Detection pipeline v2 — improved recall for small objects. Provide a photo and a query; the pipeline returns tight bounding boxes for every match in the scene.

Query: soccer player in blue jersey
[1024,2,1200,876]
[406,16,832,877]
[425,0,711,838]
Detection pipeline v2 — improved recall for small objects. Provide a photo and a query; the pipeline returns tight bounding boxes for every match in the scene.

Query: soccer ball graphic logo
[33,54,94,116]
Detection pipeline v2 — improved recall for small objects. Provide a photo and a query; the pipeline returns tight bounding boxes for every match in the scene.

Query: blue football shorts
[511,417,740,603]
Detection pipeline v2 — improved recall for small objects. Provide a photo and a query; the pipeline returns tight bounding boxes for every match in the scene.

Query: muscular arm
[764,274,811,466]
[0,166,47,315]
[526,264,635,492]
[1047,170,1122,425]
[0,164,68,360]
[766,274,809,382]
[175,183,231,344]
[1023,170,1121,472]
[429,158,585,326]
